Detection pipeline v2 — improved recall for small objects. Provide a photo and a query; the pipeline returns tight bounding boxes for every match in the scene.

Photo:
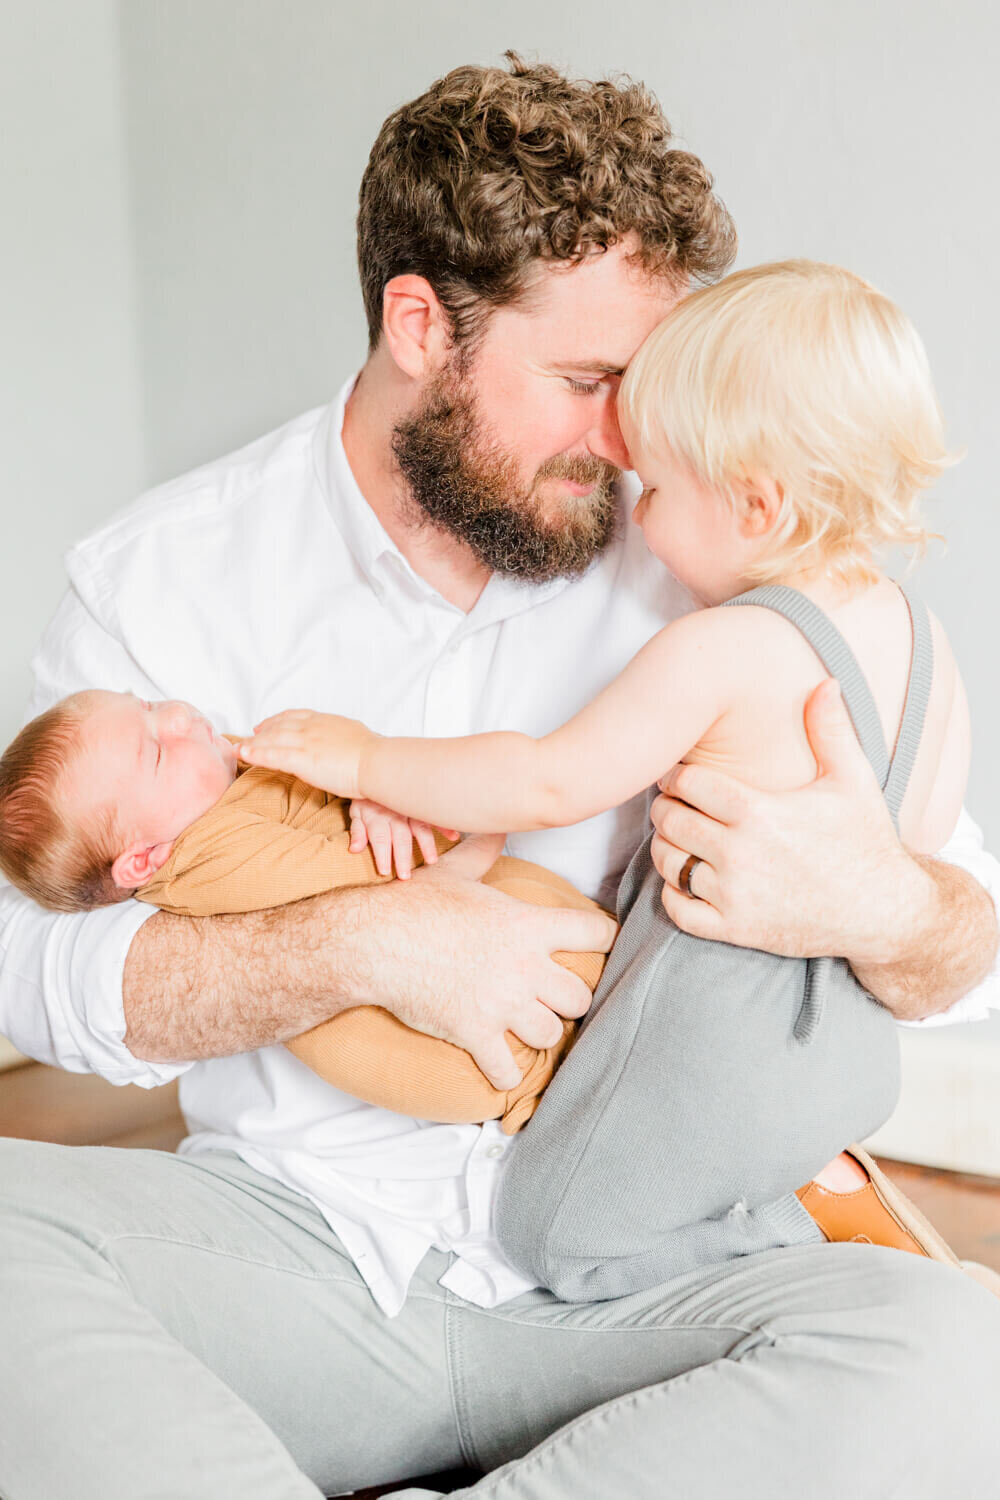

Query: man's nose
[587,394,631,471]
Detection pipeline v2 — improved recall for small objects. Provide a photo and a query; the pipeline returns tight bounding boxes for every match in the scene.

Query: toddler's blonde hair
[618,259,954,585]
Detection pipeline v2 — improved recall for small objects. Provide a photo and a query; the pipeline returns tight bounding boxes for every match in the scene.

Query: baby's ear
[111,840,175,891]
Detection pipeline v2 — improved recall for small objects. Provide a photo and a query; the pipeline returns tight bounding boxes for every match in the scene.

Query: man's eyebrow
[555,360,626,376]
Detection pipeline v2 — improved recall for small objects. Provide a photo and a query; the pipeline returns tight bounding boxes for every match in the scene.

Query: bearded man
[1,54,998,1500]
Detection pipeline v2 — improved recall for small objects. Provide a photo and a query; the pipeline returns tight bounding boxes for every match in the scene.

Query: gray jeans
[1,1141,999,1499]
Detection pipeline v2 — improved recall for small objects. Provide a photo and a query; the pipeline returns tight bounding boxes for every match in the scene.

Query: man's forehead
[509,247,683,362]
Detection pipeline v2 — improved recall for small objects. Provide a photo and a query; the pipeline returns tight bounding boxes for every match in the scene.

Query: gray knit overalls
[496,585,932,1302]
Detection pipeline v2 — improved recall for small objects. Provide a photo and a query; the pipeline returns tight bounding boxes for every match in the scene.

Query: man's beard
[391,369,621,584]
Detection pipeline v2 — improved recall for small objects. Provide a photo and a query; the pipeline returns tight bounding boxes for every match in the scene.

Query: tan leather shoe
[797,1148,1000,1302]
[796,1146,961,1264]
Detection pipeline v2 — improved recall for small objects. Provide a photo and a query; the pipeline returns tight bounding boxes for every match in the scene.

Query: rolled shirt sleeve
[0,583,192,1087]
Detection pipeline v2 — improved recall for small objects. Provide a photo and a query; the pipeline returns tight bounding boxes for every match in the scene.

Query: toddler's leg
[496,837,900,1300]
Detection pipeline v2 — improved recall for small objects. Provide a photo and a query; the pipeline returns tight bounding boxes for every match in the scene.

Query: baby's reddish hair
[0,697,125,912]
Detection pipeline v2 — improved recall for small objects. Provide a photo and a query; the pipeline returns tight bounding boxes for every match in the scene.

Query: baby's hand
[348,799,460,880]
[239,710,372,798]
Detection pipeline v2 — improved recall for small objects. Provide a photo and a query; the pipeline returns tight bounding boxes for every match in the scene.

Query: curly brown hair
[357,52,736,351]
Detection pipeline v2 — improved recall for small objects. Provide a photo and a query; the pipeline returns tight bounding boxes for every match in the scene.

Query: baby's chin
[211,728,240,780]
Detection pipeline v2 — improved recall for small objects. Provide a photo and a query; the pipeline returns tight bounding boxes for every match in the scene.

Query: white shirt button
[485,1144,505,1160]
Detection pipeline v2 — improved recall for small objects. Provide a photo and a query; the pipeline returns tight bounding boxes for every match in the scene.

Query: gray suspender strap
[721,584,934,829]
[882,586,934,825]
[721,582,934,1043]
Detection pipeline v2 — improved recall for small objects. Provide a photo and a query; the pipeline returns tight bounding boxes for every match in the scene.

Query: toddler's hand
[348,799,460,880]
[239,710,371,798]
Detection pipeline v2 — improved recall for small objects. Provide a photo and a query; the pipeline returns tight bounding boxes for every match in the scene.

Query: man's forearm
[851,856,999,1021]
[123,839,615,1085]
[123,886,375,1061]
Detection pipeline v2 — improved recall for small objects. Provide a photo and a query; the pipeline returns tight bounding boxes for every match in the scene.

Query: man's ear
[111,840,175,892]
[735,474,785,539]
[381,274,453,379]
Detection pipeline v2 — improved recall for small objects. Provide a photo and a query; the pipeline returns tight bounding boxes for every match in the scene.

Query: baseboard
[865,1023,1000,1179]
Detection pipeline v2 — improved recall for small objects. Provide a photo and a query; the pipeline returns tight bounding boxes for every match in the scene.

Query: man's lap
[0,1140,459,1491]
[2,1139,999,1498]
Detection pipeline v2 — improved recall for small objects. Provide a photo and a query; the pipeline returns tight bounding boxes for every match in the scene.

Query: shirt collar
[313,374,402,588]
[313,372,627,629]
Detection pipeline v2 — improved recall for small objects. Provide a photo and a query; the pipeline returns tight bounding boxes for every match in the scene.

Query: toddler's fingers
[391,819,414,880]
[238,741,285,767]
[239,731,303,761]
[348,810,369,854]
[412,821,439,867]
[367,819,393,876]
[251,709,312,734]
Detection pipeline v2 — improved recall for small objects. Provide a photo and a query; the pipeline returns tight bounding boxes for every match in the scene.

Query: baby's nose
[162,700,198,733]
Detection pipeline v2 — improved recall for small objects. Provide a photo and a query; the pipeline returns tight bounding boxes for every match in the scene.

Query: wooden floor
[878,1157,1000,1271]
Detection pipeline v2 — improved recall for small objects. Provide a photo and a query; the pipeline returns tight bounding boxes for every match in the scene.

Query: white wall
[0,1,146,747]
[4,0,996,824]
[113,0,1000,840]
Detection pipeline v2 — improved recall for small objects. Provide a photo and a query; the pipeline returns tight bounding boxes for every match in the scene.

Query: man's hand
[651,679,914,959]
[125,832,617,1089]
[240,709,375,798]
[358,834,615,1088]
[649,678,997,1016]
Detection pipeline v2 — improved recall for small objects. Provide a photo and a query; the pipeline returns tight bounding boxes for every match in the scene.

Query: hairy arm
[123,887,373,1060]
[848,855,998,1019]
[123,836,617,1088]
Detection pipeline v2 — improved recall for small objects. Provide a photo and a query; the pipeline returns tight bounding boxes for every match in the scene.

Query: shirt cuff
[2,892,193,1088]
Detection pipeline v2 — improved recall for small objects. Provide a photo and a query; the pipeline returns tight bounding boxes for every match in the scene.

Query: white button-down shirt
[2,377,998,1316]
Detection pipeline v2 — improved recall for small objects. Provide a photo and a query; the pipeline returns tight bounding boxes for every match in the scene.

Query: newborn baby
[0,690,609,1131]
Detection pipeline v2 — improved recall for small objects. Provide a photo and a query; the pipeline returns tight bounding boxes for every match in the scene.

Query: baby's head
[0,691,239,912]
[618,259,952,604]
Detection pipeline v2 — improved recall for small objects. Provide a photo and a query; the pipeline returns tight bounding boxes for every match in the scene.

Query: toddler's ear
[736,474,784,538]
[111,840,175,892]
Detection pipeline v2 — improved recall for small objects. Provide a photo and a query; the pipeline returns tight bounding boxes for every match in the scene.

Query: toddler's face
[66,691,238,874]
[629,444,752,606]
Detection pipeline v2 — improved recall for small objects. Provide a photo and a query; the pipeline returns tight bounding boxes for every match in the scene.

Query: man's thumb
[803,678,871,784]
[431,832,506,881]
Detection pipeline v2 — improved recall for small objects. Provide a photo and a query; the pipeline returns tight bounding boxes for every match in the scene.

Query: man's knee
[0,1137,75,1209]
[753,1243,1000,1408]
[882,1251,1000,1365]
[0,1137,160,1263]
[845,1247,1000,1434]
[0,1137,101,1215]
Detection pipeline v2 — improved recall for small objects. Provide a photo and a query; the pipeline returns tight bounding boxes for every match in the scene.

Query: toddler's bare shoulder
[673,602,821,665]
